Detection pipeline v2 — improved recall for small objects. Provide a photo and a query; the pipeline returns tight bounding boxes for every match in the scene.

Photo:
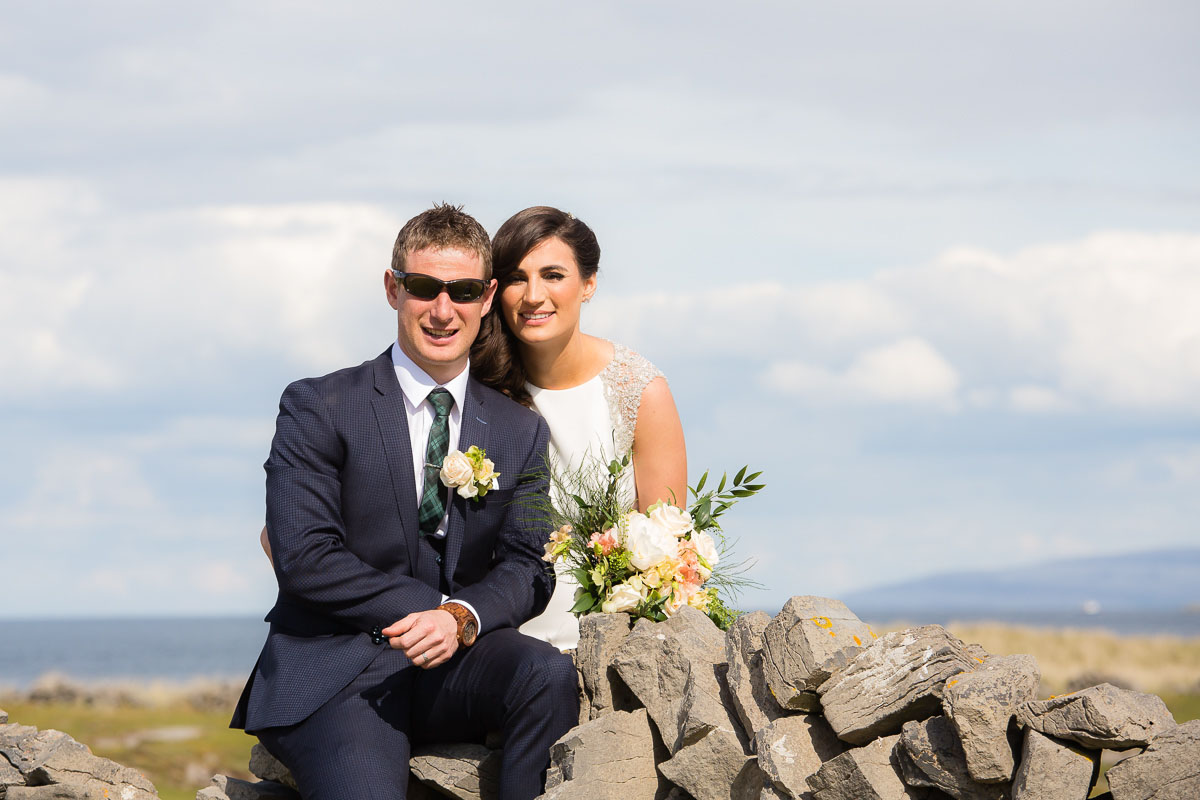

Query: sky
[2,1,1198,617]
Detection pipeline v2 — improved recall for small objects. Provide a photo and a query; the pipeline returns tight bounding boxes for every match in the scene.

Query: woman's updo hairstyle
[471,206,601,406]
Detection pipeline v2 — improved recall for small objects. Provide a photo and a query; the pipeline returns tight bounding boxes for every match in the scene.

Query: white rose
[602,582,643,613]
[648,503,694,537]
[625,512,679,571]
[440,450,474,488]
[456,481,479,499]
[690,530,720,579]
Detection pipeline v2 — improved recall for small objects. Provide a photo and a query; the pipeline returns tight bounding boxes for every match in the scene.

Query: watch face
[463,621,478,645]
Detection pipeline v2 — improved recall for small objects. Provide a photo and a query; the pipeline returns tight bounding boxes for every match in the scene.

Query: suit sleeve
[450,415,554,633]
[265,380,442,631]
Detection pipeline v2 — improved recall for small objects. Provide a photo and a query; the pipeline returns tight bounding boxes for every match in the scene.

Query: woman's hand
[632,377,688,511]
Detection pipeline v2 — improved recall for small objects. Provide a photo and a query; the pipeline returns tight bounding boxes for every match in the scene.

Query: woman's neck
[521,331,609,390]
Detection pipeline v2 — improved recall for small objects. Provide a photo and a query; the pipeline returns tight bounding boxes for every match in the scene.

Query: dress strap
[599,342,664,457]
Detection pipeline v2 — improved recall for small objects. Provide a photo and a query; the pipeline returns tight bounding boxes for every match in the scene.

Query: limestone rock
[760,783,789,800]
[576,613,638,720]
[657,729,761,800]
[199,774,298,799]
[611,607,729,753]
[543,709,663,798]
[678,656,750,754]
[248,743,298,790]
[0,710,8,724]
[0,726,71,776]
[896,716,1009,800]
[569,647,591,726]
[762,597,877,712]
[7,787,98,799]
[818,626,977,745]
[943,654,1039,783]
[726,611,787,748]
[408,743,500,800]
[964,645,991,663]
[1105,718,1200,800]
[1010,729,1098,800]
[0,726,156,800]
[1017,683,1176,750]
[806,735,934,800]
[755,714,846,799]
[3,746,24,792]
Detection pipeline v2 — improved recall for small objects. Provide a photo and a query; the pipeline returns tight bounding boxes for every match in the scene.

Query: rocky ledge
[5,597,1197,800]
[202,596,1199,799]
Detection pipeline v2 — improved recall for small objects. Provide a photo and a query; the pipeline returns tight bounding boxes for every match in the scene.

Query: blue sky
[2,2,1198,617]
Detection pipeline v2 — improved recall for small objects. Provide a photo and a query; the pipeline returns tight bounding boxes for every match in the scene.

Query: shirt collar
[390,340,469,413]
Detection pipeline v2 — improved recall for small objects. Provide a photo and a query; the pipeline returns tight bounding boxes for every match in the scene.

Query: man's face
[386,247,496,384]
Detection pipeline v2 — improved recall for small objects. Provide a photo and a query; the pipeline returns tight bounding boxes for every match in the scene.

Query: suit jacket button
[370,625,385,645]
[435,554,442,564]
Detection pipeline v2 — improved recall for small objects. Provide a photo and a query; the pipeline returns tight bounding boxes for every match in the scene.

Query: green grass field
[1,700,255,800]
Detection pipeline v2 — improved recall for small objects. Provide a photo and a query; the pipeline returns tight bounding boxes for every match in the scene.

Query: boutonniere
[440,445,500,500]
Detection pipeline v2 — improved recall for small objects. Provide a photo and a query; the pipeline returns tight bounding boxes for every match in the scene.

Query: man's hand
[382,610,459,669]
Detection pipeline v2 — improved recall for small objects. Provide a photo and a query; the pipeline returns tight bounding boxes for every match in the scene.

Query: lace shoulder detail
[599,341,665,457]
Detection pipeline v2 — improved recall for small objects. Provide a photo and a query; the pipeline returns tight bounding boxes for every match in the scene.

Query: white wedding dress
[517,342,663,650]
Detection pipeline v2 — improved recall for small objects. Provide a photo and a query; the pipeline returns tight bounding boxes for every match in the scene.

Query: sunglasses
[391,270,490,302]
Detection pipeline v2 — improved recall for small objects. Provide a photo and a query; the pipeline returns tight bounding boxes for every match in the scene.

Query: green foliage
[535,452,765,631]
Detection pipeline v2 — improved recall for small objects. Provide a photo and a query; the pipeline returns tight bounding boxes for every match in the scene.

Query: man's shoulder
[277,350,390,417]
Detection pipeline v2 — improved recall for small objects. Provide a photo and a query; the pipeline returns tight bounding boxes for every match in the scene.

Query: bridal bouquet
[540,456,763,630]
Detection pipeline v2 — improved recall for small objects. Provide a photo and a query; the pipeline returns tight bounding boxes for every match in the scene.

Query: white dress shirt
[390,341,479,627]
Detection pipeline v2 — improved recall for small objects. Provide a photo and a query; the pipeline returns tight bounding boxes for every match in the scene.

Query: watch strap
[437,602,477,646]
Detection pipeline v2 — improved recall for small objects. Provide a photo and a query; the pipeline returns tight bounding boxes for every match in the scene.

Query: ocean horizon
[1,610,1198,689]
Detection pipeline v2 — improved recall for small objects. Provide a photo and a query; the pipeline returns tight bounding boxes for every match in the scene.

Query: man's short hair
[391,203,493,279]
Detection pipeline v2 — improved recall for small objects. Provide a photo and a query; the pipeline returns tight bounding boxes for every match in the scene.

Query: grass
[0,699,255,800]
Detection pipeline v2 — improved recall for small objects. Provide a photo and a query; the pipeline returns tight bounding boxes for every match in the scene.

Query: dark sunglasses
[391,270,489,302]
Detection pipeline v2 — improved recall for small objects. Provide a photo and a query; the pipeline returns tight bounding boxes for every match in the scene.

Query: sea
[1,610,1197,689]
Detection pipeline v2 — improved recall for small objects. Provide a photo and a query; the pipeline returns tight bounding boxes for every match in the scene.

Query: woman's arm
[632,376,688,511]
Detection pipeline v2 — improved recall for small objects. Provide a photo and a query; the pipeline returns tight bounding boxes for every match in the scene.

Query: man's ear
[480,278,498,317]
[385,270,401,310]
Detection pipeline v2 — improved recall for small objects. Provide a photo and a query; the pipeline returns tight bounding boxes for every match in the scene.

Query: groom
[232,204,578,800]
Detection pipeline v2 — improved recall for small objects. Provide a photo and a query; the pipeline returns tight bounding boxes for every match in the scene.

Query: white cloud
[1008,385,1073,413]
[597,231,1200,415]
[0,181,401,401]
[762,337,960,409]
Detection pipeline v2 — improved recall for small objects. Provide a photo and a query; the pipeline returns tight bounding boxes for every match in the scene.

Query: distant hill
[842,547,1200,615]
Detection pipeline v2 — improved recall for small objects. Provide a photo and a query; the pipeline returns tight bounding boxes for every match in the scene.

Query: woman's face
[499,236,596,347]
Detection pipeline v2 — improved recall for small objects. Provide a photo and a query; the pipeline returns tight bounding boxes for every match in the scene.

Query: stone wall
[5,596,1197,800]
[202,597,1199,799]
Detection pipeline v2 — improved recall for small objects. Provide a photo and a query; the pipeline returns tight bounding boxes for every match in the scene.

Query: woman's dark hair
[471,206,601,406]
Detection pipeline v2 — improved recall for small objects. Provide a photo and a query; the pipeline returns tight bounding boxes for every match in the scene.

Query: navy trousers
[254,629,578,800]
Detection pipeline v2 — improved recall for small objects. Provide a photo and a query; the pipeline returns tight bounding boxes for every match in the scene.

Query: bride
[260,206,687,650]
[472,206,687,649]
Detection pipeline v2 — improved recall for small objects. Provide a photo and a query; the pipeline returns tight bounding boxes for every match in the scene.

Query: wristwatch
[437,602,478,647]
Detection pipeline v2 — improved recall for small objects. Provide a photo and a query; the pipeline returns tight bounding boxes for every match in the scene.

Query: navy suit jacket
[232,348,553,731]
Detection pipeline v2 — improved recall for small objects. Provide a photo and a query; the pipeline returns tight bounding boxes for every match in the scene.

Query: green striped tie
[418,388,454,537]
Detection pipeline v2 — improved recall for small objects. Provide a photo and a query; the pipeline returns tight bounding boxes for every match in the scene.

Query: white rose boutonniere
[439,445,500,501]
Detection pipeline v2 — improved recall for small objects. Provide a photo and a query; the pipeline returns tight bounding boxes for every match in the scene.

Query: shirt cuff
[440,596,481,631]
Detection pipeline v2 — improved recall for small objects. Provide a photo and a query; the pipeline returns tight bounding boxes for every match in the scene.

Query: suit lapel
[369,350,421,570]
[443,378,490,588]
